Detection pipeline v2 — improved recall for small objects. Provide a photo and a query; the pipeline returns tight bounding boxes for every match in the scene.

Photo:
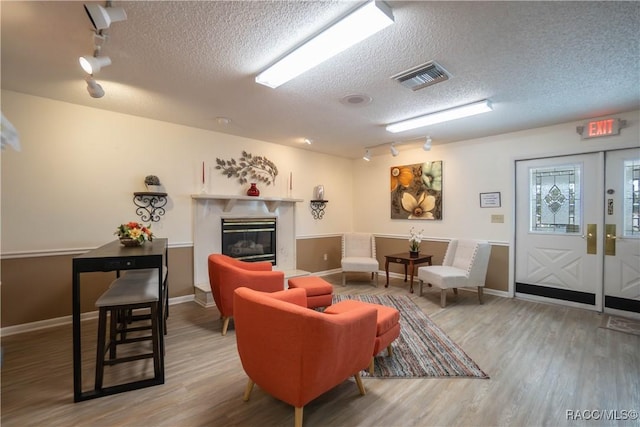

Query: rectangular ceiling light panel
[386,100,493,133]
[255,1,394,89]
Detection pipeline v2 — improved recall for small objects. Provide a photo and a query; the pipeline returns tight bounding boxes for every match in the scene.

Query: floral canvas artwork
[390,161,442,220]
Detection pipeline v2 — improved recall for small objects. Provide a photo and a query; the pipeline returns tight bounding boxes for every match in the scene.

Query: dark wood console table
[384,252,433,293]
[72,238,168,402]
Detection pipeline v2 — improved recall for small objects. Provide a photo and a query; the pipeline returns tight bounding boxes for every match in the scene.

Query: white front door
[603,149,640,317]
[515,148,640,315]
[515,153,604,311]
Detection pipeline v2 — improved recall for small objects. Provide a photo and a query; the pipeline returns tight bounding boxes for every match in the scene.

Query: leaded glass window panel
[530,164,581,234]
[623,159,640,237]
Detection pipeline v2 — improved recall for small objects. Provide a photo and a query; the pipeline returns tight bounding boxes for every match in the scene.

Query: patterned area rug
[600,315,640,336]
[333,295,489,379]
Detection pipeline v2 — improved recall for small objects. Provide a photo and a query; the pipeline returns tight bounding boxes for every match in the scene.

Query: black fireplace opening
[221,218,276,264]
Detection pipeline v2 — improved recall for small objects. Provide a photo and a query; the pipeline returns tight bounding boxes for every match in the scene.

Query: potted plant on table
[409,227,424,258]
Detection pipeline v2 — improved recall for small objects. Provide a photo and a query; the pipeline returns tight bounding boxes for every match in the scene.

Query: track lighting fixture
[84,3,127,30]
[79,55,111,74]
[363,136,433,160]
[85,76,105,98]
[423,136,432,151]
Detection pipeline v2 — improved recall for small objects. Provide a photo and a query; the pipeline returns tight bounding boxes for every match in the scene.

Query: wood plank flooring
[2,273,639,427]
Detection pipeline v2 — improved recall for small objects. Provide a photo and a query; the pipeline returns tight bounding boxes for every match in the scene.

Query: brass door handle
[605,224,616,256]
[586,224,597,254]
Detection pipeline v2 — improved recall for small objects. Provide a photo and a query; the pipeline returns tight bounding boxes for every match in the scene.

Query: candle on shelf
[289,172,292,190]
[202,161,205,184]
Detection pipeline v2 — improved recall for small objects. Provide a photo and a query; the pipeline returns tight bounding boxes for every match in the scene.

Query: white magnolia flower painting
[390,161,443,220]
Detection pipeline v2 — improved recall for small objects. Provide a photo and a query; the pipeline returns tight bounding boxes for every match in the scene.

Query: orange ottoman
[287,276,334,309]
[325,299,400,374]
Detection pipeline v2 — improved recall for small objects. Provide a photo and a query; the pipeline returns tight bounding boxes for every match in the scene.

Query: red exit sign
[580,118,621,139]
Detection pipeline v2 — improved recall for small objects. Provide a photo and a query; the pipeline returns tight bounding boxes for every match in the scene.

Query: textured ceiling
[2,1,639,158]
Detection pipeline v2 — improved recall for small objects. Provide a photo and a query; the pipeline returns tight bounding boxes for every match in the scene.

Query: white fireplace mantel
[191,194,303,213]
[191,194,304,301]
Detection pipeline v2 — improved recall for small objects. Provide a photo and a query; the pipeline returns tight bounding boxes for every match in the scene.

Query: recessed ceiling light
[340,93,373,107]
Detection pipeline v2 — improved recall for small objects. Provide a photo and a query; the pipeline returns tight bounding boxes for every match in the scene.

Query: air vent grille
[391,61,450,91]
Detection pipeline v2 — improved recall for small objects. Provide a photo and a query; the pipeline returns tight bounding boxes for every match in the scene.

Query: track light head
[79,55,111,74]
[423,136,432,151]
[85,76,105,98]
[363,149,372,161]
[84,4,127,30]
[390,143,399,157]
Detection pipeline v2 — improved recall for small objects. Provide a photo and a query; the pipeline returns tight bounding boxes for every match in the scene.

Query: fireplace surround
[192,194,303,302]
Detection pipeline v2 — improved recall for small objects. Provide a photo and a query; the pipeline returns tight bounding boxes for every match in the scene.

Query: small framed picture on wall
[480,192,501,208]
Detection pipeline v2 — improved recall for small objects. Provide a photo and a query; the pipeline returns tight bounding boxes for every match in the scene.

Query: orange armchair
[233,287,378,427]
[208,254,284,335]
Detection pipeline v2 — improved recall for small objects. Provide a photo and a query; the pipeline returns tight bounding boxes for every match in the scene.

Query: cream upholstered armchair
[341,232,379,287]
[417,239,491,307]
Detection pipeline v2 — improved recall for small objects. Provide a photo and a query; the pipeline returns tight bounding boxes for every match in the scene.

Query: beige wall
[2,90,637,330]
[1,247,193,328]
[296,236,508,292]
[296,236,342,272]
[2,237,507,328]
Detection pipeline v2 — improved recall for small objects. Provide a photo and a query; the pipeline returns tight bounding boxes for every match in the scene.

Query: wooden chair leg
[478,286,484,304]
[243,379,254,401]
[369,357,375,375]
[453,288,458,295]
[387,344,393,357]
[294,407,303,427]
[221,317,230,336]
[419,280,424,296]
[342,272,346,286]
[354,372,366,395]
[440,289,447,308]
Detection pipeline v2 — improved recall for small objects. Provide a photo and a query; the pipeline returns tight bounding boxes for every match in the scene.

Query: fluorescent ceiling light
[256,1,394,88]
[386,100,493,133]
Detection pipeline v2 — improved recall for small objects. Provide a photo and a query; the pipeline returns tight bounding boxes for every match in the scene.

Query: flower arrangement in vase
[115,221,154,246]
[409,227,424,257]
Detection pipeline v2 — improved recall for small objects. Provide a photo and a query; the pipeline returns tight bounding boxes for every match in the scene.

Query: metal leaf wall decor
[215,151,279,186]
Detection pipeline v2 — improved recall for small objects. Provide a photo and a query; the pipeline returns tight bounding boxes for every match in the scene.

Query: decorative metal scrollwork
[133,192,168,222]
[310,200,328,220]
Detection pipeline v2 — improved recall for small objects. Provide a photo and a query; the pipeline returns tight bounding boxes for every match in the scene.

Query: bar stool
[95,277,162,390]
[118,266,169,334]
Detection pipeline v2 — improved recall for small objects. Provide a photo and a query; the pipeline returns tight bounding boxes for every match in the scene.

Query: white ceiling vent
[391,61,451,91]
